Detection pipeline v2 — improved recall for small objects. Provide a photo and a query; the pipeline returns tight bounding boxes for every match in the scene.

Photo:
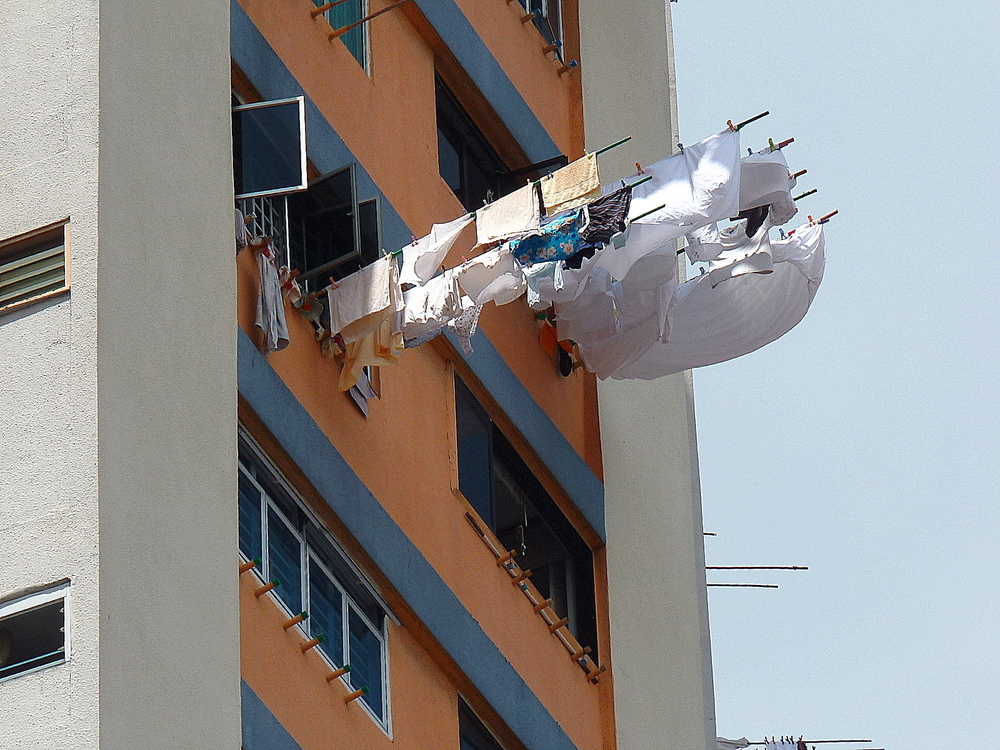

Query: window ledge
[0,286,70,319]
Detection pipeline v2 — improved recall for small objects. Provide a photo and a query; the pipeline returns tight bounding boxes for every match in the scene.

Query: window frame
[233,96,309,201]
[322,0,370,72]
[0,219,70,317]
[0,581,70,684]
[238,430,394,733]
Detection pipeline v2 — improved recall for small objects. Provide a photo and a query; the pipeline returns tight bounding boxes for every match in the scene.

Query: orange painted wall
[235,1,614,749]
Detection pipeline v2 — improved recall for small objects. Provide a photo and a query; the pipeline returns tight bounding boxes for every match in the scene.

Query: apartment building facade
[0,1,714,749]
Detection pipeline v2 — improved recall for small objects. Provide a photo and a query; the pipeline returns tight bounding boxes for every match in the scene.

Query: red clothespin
[635,162,645,175]
[727,119,737,132]
[328,277,339,290]
[776,137,794,149]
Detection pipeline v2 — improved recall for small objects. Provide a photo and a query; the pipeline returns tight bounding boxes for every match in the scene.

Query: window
[454,376,598,657]
[286,166,382,288]
[314,0,368,70]
[233,97,308,200]
[0,582,69,683]
[238,435,391,727]
[0,221,69,315]
[436,77,509,212]
[459,700,506,750]
[520,0,562,48]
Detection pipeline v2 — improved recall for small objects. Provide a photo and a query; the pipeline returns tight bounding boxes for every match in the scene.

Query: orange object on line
[539,322,558,357]
[558,339,573,354]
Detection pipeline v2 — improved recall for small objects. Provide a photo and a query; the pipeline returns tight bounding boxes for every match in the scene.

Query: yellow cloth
[337,316,403,392]
[540,153,601,215]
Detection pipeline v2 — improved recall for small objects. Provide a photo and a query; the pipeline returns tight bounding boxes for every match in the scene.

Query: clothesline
[251,114,835,390]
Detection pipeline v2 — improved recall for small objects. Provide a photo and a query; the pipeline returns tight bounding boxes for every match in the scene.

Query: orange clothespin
[635,162,645,175]
[727,119,737,131]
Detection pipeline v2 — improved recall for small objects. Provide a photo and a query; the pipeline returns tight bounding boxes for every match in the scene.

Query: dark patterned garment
[580,185,632,248]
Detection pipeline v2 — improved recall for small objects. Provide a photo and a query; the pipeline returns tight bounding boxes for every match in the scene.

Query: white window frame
[233,96,308,200]
[0,581,71,684]
[238,430,394,734]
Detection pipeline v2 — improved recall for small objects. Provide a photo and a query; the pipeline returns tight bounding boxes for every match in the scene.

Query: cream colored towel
[475,183,541,245]
[326,255,403,343]
[540,153,601,215]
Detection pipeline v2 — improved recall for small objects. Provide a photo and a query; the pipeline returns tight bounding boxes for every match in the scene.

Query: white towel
[399,214,474,286]
[540,153,601,215]
[255,246,289,354]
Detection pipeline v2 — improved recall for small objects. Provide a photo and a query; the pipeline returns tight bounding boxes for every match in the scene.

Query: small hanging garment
[399,214,474,286]
[475,183,541,245]
[579,184,632,249]
[627,127,742,229]
[540,153,601,215]
[504,208,588,266]
[236,208,249,251]
[739,148,798,225]
[448,301,482,356]
[337,316,403,391]
[523,261,565,310]
[255,242,290,354]
[606,221,825,380]
[401,269,466,340]
[326,254,403,343]
[455,248,526,306]
[707,220,773,288]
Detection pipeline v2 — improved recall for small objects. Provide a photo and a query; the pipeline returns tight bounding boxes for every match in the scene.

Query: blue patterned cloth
[503,208,586,266]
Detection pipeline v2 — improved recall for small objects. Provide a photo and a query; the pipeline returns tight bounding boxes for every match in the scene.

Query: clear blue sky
[671,2,1000,748]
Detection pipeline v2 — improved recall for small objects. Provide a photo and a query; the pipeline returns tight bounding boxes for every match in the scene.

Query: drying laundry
[455,248,526,306]
[337,316,403,392]
[504,208,588,266]
[401,269,467,340]
[255,242,290,354]
[475,183,541,245]
[579,184,632,249]
[605,221,826,380]
[627,127,742,231]
[236,208,248,251]
[707,220,773,287]
[523,261,565,310]
[447,302,482,356]
[326,254,403,343]
[399,214,474,286]
[540,153,601,215]
[739,147,798,225]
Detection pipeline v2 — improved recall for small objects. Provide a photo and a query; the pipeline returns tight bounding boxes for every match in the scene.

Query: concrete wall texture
[578,1,718,749]
[1,0,240,748]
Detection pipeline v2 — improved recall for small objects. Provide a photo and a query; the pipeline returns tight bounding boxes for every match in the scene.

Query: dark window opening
[286,167,382,290]
[436,77,509,212]
[460,700,505,750]
[0,598,65,682]
[454,376,598,658]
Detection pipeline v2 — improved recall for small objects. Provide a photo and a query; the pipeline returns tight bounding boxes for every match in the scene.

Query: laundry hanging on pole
[605,221,825,380]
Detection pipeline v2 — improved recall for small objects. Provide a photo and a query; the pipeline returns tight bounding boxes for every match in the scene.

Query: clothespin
[635,162,645,175]
[410,235,418,245]
[328,277,339,290]
[747,148,754,156]
[556,59,578,76]
[677,143,684,153]
[778,228,787,240]
[727,119,737,132]
[768,138,777,151]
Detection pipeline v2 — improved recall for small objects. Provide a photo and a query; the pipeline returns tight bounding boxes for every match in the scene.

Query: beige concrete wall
[96,1,240,748]
[0,2,101,747]
[577,2,717,749]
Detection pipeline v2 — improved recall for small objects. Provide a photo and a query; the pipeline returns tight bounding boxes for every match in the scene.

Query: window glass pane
[309,559,345,665]
[305,526,384,625]
[233,100,305,199]
[348,607,384,720]
[357,199,380,268]
[438,127,462,195]
[326,0,366,68]
[268,508,302,613]
[287,168,358,284]
[238,472,263,563]
[455,377,493,527]
[0,600,64,681]
[459,700,505,750]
